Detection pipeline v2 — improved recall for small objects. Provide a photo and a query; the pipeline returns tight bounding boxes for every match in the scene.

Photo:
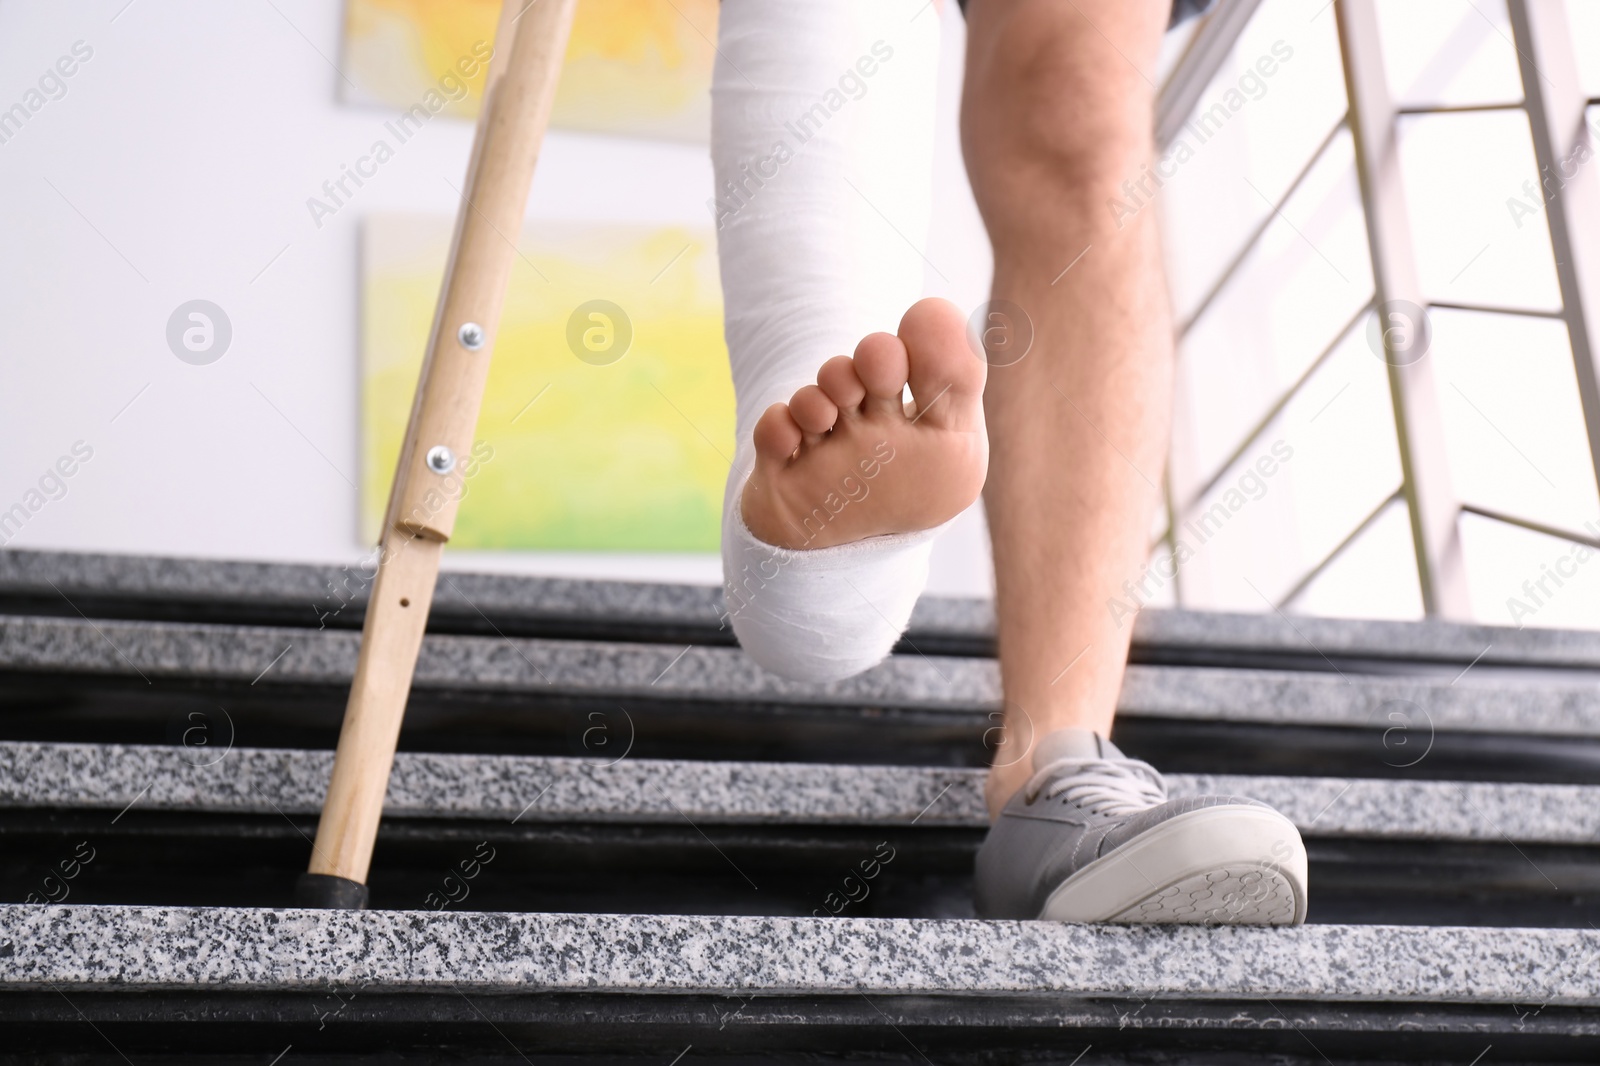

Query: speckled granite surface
[1118,664,1600,735]
[10,546,1600,668]
[1125,609,1600,672]
[0,547,727,630]
[5,741,1596,843]
[2,905,1597,1003]
[0,614,995,707]
[6,613,1600,734]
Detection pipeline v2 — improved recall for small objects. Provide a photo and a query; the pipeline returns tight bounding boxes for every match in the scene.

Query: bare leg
[962,0,1174,815]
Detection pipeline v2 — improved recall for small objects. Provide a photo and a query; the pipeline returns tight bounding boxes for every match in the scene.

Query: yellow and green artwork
[341,0,718,141]
[361,215,733,551]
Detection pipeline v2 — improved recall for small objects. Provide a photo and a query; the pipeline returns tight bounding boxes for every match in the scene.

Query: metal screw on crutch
[292,0,579,912]
[425,446,456,475]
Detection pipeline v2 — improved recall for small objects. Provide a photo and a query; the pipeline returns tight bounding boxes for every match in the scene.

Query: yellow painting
[361,215,733,551]
[341,0,717,141]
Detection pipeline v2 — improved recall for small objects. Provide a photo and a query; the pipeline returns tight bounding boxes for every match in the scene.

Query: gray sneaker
[974,728,1308,924]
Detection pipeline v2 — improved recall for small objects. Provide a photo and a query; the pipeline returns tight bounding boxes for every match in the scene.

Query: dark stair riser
[5,810,1598,927]
[6,672,1600,784]
[0,590,737,652]
[4,991,1600,1063]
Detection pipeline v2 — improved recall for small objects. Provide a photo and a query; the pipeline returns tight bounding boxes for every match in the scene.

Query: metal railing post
[1507,0,1600,504]
[1334,0,1472,618]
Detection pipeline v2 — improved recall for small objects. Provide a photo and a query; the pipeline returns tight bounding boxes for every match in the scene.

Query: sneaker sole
[1036,805,1309,925]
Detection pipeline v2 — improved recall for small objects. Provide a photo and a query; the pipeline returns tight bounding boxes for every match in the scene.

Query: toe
[751,402,803,462]
[852,332,911,416]
[788,384,839,439]
[899,297,987,431]
[817,354,868,411]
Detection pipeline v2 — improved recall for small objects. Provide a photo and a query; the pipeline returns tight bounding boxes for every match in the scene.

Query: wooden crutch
[295,0,578,909]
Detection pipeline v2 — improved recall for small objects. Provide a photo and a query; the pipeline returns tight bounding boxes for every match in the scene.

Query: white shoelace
[1023,757,1168,816]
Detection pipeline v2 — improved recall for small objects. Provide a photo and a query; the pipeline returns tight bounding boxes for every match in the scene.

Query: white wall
[0,0,997,595]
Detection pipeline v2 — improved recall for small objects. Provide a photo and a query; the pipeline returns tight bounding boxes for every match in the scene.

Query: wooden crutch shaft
[301,0,578,901]
[389,0,575,541]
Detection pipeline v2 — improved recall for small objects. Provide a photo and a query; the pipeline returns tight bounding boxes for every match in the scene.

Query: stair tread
[4,904,1598,1004]
[6,614,1600,736]
[7,546,1600,669]
[0,547,726,627]
[5,740,1597,843]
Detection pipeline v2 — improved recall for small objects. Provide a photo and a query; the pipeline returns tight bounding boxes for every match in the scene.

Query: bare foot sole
[740,297,989,551]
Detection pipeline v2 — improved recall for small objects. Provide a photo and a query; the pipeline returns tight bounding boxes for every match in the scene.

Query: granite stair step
[5,613,1600,782]
[3,905,1599,1062]
[3,741,1596,926]
[8,740,1600,840]
[8,546,1600,671]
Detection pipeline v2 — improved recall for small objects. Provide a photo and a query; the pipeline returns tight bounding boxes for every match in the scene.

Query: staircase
[2,547,1598,1063]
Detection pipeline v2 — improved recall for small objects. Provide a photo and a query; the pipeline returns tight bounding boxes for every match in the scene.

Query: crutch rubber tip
[294,872,370,910]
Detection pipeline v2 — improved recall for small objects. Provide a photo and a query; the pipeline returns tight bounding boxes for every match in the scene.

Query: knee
[961,0,1162,216]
